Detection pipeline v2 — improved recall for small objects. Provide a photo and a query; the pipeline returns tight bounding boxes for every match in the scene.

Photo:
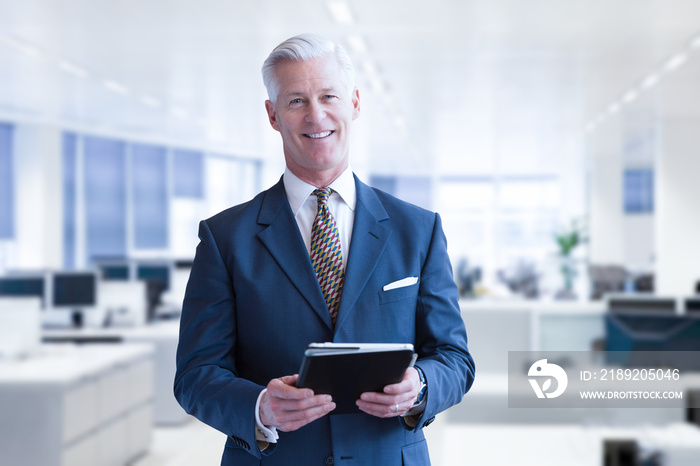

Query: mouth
[304,130,334,139]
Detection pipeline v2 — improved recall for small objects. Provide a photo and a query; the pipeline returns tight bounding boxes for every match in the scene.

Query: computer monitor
[607,294,677,314]
[605,313,700,370]
[135,263,171,319]
[92,257,131,280]
[174,259,194,270]
[0,275,46,308]
[99,263,131,280]
[51,272,97,327]
[685,297,700,315]
[135,263,170,289]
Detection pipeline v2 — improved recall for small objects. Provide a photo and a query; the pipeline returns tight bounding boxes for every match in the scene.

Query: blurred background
[1,1,700,465]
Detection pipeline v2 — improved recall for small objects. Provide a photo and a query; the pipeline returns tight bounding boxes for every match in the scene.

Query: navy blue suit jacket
[174,175,475,465]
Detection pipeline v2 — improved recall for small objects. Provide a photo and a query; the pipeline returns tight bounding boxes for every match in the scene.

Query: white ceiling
[1,0,699,174]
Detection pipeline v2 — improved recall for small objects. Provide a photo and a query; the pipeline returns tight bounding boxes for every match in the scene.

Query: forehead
[276,56,345,95]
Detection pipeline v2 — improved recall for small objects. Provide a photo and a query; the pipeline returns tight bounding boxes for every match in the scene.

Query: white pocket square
[383,276,418,291]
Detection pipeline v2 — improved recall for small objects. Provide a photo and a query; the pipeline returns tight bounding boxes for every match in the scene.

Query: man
[174,33,475,465]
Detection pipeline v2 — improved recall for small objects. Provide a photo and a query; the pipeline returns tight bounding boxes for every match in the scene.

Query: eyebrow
[284,87,342,99]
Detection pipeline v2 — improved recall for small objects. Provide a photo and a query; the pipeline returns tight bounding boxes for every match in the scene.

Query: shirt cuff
[401,395,426,417]
[254,389,279,444]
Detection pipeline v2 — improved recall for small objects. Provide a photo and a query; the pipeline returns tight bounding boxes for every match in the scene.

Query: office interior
[1,1,700,465]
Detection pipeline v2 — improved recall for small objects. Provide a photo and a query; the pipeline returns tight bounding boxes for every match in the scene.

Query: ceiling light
[347,35,367,54]
[640,73,659,89]
[327,1,354,24]
[607,102,620,115]
[664,53,688,72]
[140,95,161,108]
[58,60,89,78]
[622,89,638,103]
[0,35,44,58]
[103,80,130,95]
[691,35,700,48]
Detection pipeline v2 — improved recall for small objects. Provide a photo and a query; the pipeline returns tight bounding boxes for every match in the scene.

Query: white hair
[262,33,355,103]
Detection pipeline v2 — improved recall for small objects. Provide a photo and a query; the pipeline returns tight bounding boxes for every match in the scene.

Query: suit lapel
[256,179,333,329]
[335,177,391,331]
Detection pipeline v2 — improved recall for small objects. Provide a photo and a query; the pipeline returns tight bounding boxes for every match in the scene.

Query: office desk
[450,371,700,427]
[0,343,154,466]
[460,299,606,373]
[43,320,187,425]
[434,422,700,466]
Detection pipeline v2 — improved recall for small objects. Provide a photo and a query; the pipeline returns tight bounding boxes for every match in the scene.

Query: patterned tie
[310,188,345,325]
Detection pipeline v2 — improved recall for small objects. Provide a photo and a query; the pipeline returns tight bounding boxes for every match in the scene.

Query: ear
[265,100,280,131]
[351,88,361,120]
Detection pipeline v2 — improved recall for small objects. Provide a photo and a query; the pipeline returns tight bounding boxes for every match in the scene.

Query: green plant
[554,218,587,297]
[554,218,587,257]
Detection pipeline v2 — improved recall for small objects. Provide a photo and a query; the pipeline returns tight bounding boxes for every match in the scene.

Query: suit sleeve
[401,212,476,431]
[174,220,274,458]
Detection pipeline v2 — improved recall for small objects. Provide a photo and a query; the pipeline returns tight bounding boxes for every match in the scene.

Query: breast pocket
[378,282,419,305]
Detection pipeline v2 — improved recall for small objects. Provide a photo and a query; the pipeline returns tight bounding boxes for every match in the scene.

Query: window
[436,176,561,284]
[368,176,432,210]
[131,144,168,249]
[62,133,262,265]
[0,123,14,240]
[62,133,78,268]
[83,136,128,262]
[624,168,654,214]
[173,149,204,198]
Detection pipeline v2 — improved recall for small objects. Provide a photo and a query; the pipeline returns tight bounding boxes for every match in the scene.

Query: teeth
[306,131,332,139]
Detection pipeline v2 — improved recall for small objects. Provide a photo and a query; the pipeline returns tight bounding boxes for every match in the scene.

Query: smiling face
[265,55,360,187]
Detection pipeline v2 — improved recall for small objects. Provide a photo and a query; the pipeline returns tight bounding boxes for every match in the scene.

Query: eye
[323,94,337,100]
[289,98,303,105]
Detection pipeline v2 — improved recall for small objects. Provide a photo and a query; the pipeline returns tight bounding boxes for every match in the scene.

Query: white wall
[655,118,700,295]
[624,215,654,271]
[588,119,626,266]
[11,123,63,270]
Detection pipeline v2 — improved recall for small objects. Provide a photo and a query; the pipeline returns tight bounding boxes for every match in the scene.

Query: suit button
[325,455,334,464]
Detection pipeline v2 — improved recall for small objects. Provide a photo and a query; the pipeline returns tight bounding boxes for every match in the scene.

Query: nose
[305,100,326,124]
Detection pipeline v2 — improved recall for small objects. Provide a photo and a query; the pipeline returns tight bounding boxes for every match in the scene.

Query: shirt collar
[283,166,357,216]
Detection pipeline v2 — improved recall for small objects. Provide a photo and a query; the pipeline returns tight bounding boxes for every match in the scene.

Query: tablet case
[296,343,416,414]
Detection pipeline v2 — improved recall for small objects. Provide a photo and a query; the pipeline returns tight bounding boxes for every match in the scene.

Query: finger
[382,378,415,395]
[267,377,314,400]
[270,394,334,414]
[279,374,299,386]
[278,402,336,431]
[359,390,415,406]
[262,389,335,428]
[275,399,336,430]
[384,367,420,394]
[356,399,407,418]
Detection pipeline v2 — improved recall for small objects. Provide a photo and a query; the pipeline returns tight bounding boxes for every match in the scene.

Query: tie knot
[313,187,333,205]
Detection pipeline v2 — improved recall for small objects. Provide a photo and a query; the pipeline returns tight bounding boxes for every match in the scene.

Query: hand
[356,367,421,417]
[259,374,336,431]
